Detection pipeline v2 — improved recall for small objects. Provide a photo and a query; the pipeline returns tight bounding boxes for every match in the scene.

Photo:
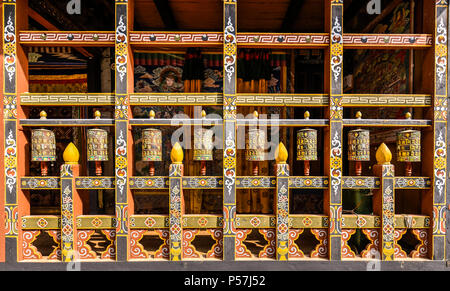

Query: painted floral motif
[115,14,127,83]
[4,13,16,83]
[330,16,343,83]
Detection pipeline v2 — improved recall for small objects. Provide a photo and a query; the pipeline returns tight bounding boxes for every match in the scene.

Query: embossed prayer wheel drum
[142,110,162,176]
[348,128,370,176]
[87,129,109,162]
[142,128,163,162]
[297,128,317,176]
[31,128,56,177]
[397,129,421,176]
[31,129,56,162]
[142,128,162,176]
[193,128,214,161]
[246,128,266,163]
[296,128,318,161]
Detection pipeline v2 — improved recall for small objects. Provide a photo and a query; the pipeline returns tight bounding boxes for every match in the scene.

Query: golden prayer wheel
[246,128,266,162]
[245,111,266,214]
[87,129,108,162]
[348,112,370,176]
[142,128,163,161]
[31,111,56,176]
[142,110,162,176]
[348,129,370,161]
[296,112,317,176]
[193,111,214,162]
[88,111,109,178]
[397,112,421,176]
[31,129,56,162]
[296,129,318,161]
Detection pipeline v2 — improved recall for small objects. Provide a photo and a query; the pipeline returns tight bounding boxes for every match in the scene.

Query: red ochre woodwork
[76,230,97,260]
[341,229,357,259]
[288,229,305,258]
[360,229,380,259]
[22,231,42,260]
[310,229,328,259]
[258,229,276,259]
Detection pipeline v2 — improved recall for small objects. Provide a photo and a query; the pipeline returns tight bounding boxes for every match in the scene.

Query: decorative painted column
[3,0,17,262]
[60,143,80,262]
[275,142,289,261]
[431,0,448,260]
[3,0,24,263]
[373,143,395,260]
[169,143,184,261]
[328,0,344,260]
[115,0,130,261]
[223,0,238,261]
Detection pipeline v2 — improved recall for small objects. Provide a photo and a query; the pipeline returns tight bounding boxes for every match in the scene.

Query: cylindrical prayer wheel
[87,129,109,161]
[142,128,163,162]
[246,128,266,162]
[193,127,214,161]
[31,129,56,162]
[296,128,318,161]
[348,129,370,161]
[397,129,421,162]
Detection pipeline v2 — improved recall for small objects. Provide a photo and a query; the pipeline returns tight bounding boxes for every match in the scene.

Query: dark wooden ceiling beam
[280,0,305,32]
[344,0,369,27]
[28,8,93,58]
[153,0,178,30]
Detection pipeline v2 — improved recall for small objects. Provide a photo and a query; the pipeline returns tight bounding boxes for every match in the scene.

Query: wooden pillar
[169,143,184,261]
[275,142,289,261]
[3,0,27,263]
[114,0,132,262]
[326,0,343,260]
[430,0,448,260]
[223,0,237,261]
[447,2,450,262]
[60,143,81,262]
[373,143,395,260]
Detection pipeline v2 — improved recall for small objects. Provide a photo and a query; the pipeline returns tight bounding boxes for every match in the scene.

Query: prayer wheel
[31,111,56,176]
[296,111,317,176]
[142,110,162,176]
[348,112,370,176]
[397,113,420,176]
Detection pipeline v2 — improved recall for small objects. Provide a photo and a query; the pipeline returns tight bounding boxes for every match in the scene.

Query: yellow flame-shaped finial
[201,110,207,119]
[405,112,412,119]
[149,110,155,119]
[63,142,80,164]
[40,111,47,119]
[356,111,362,119]
[275,142,288,164]
[376,143,392,165]
[253,111,259,119]
[304,111,310,120]
[171,142,184,164]
[94,110,101,119]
